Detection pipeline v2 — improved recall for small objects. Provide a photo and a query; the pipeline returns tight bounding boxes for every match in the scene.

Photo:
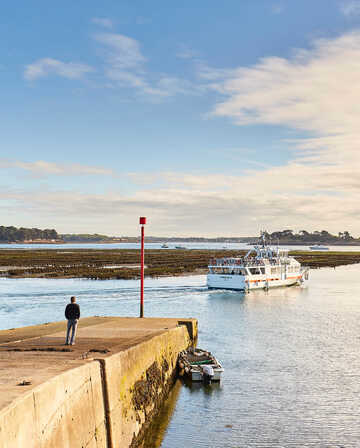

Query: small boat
[309,244,329,251]
[161,243,169,248]
[207,231,309,291]
[175,245,187,250]
[178,348,224,383]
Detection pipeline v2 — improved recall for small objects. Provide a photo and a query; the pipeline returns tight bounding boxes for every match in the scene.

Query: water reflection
[182,378,222,395]
[141,380,182,448]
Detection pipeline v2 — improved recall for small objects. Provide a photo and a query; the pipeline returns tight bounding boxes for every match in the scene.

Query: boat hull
[191,364,224,382]
[207,273,301,291]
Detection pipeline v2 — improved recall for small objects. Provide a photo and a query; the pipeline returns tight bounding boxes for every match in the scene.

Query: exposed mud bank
[0,248,359,280]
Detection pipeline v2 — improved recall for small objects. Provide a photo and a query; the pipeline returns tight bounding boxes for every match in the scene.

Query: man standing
[65,296,80,345]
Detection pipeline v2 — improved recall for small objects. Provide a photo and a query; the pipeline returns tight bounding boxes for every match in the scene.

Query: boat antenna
[261,230,266,248]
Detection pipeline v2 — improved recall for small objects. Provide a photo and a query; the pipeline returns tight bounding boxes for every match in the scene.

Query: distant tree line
[61,233,113,242]
[0,226,58,242]
[265,229,356,243]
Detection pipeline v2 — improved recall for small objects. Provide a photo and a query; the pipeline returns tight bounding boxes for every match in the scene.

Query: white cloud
[24,31,198,98]
[0,160,115,177]
[208,32,360,136]
[339,1,360,16]
[24,58,94,81]
[95,33,146,70]
[95,33,197,98]
[91,17,113,29]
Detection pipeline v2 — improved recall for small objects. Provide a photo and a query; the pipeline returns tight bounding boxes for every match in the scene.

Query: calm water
[1,242,360,251]
[1,265,360,446]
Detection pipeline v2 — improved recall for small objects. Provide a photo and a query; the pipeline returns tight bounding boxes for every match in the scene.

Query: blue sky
[1,0,360,236]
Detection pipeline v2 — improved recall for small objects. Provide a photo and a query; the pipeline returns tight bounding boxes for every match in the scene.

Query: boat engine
[202,365,214,385]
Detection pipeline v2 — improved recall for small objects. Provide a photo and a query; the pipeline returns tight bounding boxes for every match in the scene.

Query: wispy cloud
[95,32,198,97]
[23,26,199,99]
[339,0,360,16]
[95,33,146,70]
[94,32,150,92]
[91,17,113,29]
[207,31,360,137]
[0,160,115,177]
[24,58,94,81]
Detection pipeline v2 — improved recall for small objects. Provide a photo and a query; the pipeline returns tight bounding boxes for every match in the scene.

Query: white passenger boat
[207,233,309,291]
[178,348,224,383]
[309,244,329,251]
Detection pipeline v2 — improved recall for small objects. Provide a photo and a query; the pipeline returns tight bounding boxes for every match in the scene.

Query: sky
[1,0,360,237]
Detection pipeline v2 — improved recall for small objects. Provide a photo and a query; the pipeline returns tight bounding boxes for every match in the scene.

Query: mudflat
[0,249,359,280]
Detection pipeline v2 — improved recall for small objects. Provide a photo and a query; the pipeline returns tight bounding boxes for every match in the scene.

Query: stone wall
[0,321,197,448]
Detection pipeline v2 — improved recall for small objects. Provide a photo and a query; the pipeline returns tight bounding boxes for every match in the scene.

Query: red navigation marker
[139,217,146,317]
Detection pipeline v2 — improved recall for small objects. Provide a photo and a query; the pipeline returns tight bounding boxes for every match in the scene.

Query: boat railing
[209,256,289,268]
[209,258,271,267]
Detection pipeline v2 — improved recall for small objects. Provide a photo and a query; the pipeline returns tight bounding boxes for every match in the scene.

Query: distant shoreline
[2,240,360,246]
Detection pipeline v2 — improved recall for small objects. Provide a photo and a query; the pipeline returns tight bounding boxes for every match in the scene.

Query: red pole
[139,217,146,318]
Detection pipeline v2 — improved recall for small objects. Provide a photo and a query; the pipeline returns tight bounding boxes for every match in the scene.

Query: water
[1,242,360,251]
[1,265,360,446]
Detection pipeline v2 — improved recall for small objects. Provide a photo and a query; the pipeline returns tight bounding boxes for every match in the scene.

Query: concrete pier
[0,316,197,448]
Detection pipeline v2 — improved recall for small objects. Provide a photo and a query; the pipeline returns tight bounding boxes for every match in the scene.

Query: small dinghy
[178,348,224,384]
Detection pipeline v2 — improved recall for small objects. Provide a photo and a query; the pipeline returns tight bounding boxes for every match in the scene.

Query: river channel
[1,264,360,447]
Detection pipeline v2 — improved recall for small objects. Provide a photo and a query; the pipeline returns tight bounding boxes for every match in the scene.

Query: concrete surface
[0,316,197,448]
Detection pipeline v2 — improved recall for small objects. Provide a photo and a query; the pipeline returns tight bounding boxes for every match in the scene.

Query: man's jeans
[66,319,78,345]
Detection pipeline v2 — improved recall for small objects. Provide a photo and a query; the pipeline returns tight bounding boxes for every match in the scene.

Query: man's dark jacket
[65,303,80,320]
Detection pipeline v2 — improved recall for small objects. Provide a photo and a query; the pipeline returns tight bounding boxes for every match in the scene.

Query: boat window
[260,268,265,274]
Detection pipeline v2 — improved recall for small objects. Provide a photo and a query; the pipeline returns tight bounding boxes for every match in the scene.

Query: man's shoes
[71,343,75,345]
[65,343,69,345]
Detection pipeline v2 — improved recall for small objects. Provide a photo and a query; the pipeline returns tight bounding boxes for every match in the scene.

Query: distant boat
[161,243,169,248]
[175,246,187,250]
[309,245,329,251]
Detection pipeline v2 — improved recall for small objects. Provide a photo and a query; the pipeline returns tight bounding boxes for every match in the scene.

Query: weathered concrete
[0,317,197,448]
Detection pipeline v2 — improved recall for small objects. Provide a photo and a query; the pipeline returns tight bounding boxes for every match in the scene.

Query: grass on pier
[0,249,359,280]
